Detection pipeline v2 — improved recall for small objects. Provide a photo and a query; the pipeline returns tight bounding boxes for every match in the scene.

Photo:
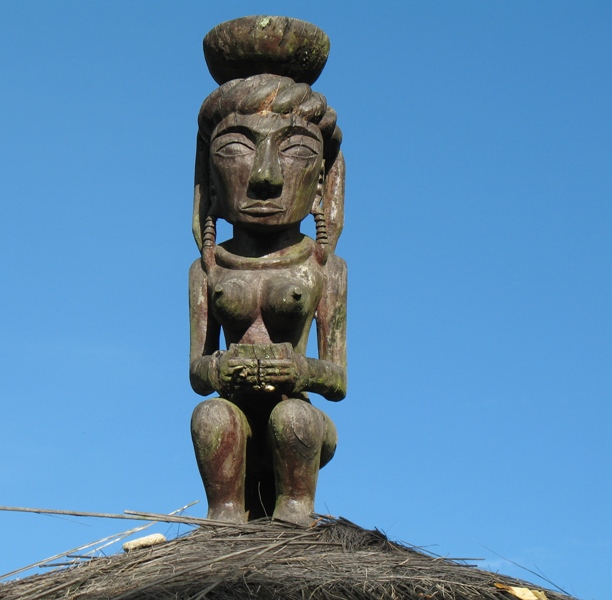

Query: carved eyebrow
[211,124,254,140]
[281,125,321,141]
[212,121,322,143]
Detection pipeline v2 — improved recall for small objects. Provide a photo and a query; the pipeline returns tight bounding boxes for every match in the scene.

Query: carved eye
[280,135,320,159]
[213,135,255,158]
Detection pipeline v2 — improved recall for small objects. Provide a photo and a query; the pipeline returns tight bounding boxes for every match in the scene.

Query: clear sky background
[1,2,610,598]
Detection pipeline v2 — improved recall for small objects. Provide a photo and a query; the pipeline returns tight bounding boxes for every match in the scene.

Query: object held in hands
[224,343,298,393]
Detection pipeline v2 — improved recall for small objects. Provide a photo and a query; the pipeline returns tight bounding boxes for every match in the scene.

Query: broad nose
[248,139,283,198]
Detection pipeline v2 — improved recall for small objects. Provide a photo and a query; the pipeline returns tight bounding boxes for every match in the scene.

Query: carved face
[210,113,324,232]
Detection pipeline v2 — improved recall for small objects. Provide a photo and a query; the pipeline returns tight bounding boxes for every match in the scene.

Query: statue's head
[193,17,345,261]
[197,75,341,234]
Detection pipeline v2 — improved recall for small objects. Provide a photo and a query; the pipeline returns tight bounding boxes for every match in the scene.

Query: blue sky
[1,2,610,598]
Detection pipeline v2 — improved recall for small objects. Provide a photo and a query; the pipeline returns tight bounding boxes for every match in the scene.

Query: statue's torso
[209,237,324,353]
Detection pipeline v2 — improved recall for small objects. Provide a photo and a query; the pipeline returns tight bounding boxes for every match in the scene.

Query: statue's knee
[269,399,324,459]
[320,415,338,468]
[191,398,248,445]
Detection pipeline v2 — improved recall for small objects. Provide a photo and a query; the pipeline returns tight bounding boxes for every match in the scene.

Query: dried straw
[0,514,578,600]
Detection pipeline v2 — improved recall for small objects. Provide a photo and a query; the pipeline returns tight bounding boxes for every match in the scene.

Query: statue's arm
[188,259,222,396]
[302,254,347,401]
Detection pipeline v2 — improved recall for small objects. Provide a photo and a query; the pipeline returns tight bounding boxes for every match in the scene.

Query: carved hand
[191,348,344,400]
[258,352,308,394]
[217,353,260,394]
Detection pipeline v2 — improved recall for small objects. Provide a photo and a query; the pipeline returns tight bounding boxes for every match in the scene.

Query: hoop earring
[312,164,329,263]
[201,180,217,272]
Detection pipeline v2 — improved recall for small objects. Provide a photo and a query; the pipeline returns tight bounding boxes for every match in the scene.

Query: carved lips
[239,201,285,216]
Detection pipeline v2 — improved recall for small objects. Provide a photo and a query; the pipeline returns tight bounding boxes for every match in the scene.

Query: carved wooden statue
[189,16,347,525]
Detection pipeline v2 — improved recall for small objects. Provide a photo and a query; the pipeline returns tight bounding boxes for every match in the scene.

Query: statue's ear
[323,150,345,252]
[192,134,210,253]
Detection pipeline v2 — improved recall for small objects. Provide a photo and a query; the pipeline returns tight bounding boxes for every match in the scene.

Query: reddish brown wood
[189,17,346,525]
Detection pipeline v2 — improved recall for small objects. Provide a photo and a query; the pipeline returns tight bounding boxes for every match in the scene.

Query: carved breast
[209,260,324,349]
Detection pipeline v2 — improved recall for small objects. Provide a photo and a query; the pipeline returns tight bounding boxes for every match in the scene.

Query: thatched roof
[0,516,577,600]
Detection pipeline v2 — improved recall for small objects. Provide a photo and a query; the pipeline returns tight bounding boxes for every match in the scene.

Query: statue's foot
[206,502,247,524]
[272,497,314,526]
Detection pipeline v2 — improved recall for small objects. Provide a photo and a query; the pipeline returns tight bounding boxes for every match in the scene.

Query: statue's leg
[268,399,337,525]
[191,398,251,523]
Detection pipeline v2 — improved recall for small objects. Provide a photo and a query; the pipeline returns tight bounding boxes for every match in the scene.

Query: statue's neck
[226,225,303,258]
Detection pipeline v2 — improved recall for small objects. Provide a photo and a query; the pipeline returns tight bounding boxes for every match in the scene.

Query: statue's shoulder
[189,258,207,285]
